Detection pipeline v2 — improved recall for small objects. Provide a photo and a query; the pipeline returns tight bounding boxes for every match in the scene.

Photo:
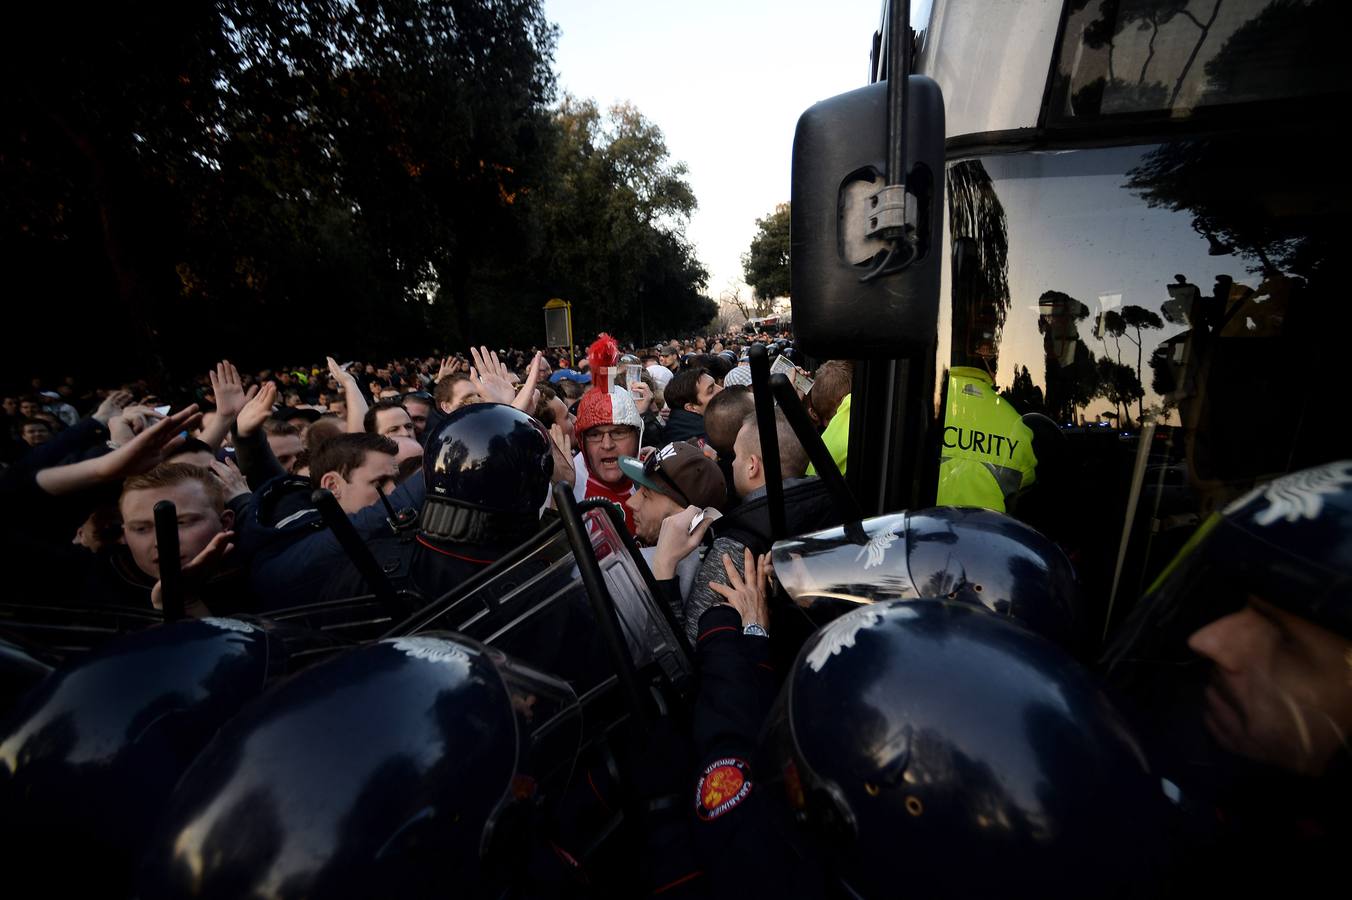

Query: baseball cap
[549,369,592,385]
[618,442,727,511]
[645,364,674,390]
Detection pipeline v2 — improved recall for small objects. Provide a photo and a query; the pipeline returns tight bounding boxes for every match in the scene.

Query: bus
[797,0,1351,643]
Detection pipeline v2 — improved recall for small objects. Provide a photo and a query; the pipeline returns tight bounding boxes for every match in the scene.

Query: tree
[742,203,790,304]
[1095,358,1145,427]
[1116,305,1165,420]
[1,0,563,381]
[1001,366,1046,416]
[519,96,708,345]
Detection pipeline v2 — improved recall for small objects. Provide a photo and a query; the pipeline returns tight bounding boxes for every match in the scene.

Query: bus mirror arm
[750,343,788,542]
[769,373,868,545]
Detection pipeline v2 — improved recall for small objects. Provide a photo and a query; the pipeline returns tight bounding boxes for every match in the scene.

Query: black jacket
[663,408,707,445]
[686,604,825,899]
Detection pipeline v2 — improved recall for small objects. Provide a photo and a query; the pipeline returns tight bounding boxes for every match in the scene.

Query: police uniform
[685,603,826,899]
[936,366,1037,511]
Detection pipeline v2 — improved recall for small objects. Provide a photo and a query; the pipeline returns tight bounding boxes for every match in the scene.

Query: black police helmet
[421,402,553,546]
[772,507,1084,654]
[1102,461,1352,787]
[139,633,581,898]
[762,600,1164,899]
[0,617,292,896]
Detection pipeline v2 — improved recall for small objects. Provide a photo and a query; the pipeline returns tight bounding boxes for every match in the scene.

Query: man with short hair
[240,432,403,610]
[364,399,415,440]
[806,360,854,476]
[119,462,241,613]
[262,419,304,474]
[702,386,755,499]
[621,441,728,546]
[309,433,401,515]
[402,392,435,441]
[20,418,52,448]
[703,387,754,460]
[662,368,720,445]
[434,373,480,417]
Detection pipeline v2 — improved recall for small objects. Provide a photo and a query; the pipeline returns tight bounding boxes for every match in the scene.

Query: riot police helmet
[140,632,582,898]
[1102,461,1352,856]
[421,402,553,547]
[772,507,1084,654]
[760,600,1164,899]
[0,616,312,896]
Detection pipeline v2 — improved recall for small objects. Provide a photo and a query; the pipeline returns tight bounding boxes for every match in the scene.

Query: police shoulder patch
[695,757,753,821]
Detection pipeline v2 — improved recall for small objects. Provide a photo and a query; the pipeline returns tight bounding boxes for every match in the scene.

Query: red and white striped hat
[575,333,643,441]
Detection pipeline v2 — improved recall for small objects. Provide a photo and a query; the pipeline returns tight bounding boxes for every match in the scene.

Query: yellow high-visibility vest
[936,367,1037,512]
[806,393,850,477]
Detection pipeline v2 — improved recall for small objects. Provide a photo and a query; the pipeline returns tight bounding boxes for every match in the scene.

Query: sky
[543,0,884,306]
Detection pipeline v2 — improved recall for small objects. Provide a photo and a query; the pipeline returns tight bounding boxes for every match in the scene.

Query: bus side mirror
[790,76,945,358]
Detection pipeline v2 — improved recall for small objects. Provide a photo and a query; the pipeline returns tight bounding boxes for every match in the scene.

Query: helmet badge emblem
[805,607,891,673]
[855,528,900,570]
[1224,461,1352,526]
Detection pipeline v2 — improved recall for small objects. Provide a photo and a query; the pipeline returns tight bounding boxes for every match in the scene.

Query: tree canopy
[742,202,790,304]
[1,1,711,385]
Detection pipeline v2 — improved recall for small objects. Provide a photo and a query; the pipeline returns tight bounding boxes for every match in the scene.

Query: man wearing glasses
[573,334,646,534]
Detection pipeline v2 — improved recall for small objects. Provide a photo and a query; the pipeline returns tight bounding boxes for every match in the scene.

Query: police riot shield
[771,506,1083,654]
[392,506,692,729]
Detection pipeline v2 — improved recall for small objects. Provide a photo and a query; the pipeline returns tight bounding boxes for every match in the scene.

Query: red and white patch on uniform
[695,757,752,821]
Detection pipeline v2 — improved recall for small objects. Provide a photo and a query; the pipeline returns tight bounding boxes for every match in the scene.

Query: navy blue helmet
[761,600,1165,898]
[421,402,553,547]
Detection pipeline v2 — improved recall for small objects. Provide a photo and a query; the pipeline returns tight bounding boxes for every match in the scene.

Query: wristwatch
[743,623,769,638]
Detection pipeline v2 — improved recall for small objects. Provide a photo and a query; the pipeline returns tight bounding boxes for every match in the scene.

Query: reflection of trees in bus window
[1051,0,1349,121]
[947,162,1010,374]
[937,127,1350,642]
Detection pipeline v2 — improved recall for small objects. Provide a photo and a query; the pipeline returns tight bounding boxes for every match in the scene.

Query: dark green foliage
[0,1,710,385]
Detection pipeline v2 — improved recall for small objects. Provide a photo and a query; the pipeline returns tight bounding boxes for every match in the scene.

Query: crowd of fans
[0,327,856,634]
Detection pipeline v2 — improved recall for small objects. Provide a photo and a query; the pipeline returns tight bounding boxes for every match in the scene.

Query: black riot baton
[749,343,787,541]
[311,489,403,613]
[553,482,652,732]
[153,500,185,623]
[769,373,868,545]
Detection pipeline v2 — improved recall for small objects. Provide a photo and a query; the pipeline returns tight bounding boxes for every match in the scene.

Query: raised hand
[209,361,252,420]
[468,346,518,406]
[150,529,235,615]
[327,356,355,390]
[511,351,544,413]
[630,380,654,415]
[92,390,134,426]
[548,422,575,488]
[651,504,721,580]
[470,346,514,384]
[327,356,368,433]
[235,381,277,438]
[98,405,204,480]
[436,355,465,383]
[208,457,250,502]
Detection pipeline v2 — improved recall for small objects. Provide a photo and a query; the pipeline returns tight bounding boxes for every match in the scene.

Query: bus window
[933,131,1352,645]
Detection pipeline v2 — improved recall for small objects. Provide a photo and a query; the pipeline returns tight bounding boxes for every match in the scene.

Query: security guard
[936,365,1037,511]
